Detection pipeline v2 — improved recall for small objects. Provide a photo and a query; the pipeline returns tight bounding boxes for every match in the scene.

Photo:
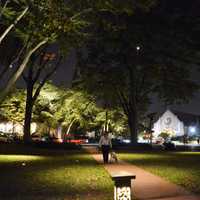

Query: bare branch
[32,56,62,102]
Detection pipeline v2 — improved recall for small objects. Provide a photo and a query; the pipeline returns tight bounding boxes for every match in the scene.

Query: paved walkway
[86,147,200,200]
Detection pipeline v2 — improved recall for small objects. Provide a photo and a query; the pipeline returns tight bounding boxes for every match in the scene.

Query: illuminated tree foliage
[47,85,126,137]
[0,84,127,141]
[0,88,25,123]
[33,83,127,137]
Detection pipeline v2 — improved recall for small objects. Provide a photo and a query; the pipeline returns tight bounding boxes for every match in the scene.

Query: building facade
[153,110,200,138]
[0,120,37,136]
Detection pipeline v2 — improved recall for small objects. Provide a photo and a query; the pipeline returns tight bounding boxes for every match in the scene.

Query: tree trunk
[48,125,51,136]
[66,119,76,136]
[105,110,108,132]
[57,125,62,139]
[117,88,138,144]
[127,58,138,145]
[23,83,34,143]
[128,109,138,145]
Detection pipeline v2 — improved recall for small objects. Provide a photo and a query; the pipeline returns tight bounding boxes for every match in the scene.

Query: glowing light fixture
[58,138,63,143]
[136,46,140,51]
[189,126,196,134]
[111,172,136,200]
[122,139,131,144]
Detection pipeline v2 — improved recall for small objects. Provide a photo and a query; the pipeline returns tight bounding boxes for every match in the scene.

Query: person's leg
[102,145,106,163]
[104,146,110,163]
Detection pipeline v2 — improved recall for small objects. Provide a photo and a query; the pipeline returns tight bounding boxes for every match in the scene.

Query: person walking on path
[99,131,112,164]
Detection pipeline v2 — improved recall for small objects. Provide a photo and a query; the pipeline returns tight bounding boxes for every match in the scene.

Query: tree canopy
[76,0,200,144]
[0,83,127,138]
[0,0,101,102]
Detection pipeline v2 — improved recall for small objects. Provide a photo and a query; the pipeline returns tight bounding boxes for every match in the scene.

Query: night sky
[40,49,76,87]
[150,66,200,115]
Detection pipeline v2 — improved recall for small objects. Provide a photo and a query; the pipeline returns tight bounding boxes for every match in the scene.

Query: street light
[136,46,140,51]
[189,126,196,134]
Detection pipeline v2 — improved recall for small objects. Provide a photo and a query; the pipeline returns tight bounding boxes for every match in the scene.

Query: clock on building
[164,117,172,125]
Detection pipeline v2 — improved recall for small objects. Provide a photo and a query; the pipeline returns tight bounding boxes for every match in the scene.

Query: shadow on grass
[0,160,113,199]
[0,142,82,156]
[0,143,113,200]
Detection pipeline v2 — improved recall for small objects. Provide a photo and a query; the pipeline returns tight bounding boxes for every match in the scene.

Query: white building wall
[0,121,37,135]
[153,110,185,137]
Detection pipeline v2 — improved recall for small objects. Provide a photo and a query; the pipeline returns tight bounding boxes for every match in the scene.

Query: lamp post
[111,172,136,200]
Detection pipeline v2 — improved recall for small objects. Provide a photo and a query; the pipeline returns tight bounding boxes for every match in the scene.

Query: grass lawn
[0,144,113,200]
[119,151,200,194]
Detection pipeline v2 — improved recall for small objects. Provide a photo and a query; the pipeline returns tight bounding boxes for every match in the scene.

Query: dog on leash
[110,151,118,163]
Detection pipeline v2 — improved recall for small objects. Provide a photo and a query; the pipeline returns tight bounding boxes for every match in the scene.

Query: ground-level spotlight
[111,172,136,200]
[136,46,140,51]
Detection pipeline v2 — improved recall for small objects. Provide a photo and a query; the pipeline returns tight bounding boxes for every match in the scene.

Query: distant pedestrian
[99,131,112,164]
[197,138,200,144]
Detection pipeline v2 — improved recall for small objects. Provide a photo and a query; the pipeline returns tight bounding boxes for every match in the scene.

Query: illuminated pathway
[86,147,200,200]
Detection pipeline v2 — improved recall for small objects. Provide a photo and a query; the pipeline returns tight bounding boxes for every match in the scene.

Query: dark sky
[150,94,200,115]
[149,0,200,114]
[47,49,76,87]
[150,66,200,115]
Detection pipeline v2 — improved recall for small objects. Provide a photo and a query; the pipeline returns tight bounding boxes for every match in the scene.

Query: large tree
[22,50,63,142]
[77,0,199,144]
[0,0,112,142]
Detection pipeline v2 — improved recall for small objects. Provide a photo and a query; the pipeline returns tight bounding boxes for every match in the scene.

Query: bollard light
[111,172,136,200]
